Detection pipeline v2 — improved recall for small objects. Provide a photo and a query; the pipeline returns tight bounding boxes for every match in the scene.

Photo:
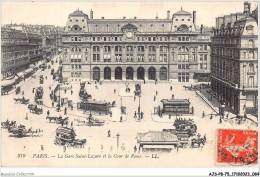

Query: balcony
[247,72,256,75]
[240,44,257,48]
[243,84,258,89]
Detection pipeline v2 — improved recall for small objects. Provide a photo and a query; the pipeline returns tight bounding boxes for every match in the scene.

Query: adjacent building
[211,2,258,116]
[1,24,63,81]
[62,8,212,82]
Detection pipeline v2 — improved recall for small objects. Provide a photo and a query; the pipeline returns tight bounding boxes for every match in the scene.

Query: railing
[240,44,257,48]
[243,84,258,89]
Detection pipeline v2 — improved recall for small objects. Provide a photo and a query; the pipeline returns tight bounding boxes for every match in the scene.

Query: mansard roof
[88,19,172,33]
[173,9,191,15]
[69,10,88,18]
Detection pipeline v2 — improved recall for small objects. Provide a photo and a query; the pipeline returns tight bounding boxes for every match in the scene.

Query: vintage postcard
[1,1,258,169]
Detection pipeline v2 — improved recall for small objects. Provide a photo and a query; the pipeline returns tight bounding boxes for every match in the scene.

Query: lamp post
[138,95,141,119]
[116,133,120,150]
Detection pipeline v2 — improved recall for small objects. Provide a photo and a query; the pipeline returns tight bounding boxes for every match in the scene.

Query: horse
[191,135,206,148]
[46,116,57,123]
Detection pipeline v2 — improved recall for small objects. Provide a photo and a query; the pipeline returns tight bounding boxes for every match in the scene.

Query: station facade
[62,8,211,82]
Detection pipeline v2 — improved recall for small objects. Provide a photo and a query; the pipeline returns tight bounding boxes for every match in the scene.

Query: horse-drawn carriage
[35,87,43,105]
[28,104,43,115]
[79,91,92,100]
[77,115,105,127]
[14,97,30,105]
[46,116,69,126]
[1,85,13,95]
[54,126,86,148]
[1,120,16,129]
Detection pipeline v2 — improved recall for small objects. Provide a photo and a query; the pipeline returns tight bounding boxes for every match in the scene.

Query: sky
[1,1,258,27]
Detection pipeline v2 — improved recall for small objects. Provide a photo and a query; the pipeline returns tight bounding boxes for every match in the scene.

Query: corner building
[62,9,211,82]
[211,2,258,116]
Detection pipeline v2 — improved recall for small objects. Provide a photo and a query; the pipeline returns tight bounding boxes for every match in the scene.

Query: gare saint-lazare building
[61,8,211,82]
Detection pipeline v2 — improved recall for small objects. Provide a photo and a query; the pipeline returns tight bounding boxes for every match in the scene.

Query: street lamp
[116,133,120,150]
[138,95,141,119]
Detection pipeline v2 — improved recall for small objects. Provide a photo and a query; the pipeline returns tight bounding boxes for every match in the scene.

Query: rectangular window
[200,55,203,61]
[186,65,189,69]
[178,65,181,69]
[200,63,203,69]
[104,37,106,41]
[115,37,117,41]
[204,54,207,60]
[148,37,151,41]
[178,54,181,62]
[204,45,207,50]
[93,37,95,41]
[178,37,181,41]
[200,45,203,50]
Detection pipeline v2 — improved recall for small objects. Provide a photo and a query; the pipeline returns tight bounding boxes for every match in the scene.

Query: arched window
[249,39,254,48]
[249,51,254,59]
[249,63,254,72]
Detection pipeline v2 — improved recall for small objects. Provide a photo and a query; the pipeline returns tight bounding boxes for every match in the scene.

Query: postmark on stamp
[217,129,258,165]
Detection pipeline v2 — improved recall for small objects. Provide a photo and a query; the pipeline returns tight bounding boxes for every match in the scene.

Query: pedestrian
[134,145,137,153]
[52,101,54,107]
[71,121,73,127]
[41,145,44,151]
[22,91,24,95]
[141,112,144,119]
[226,113,229,119]
[134,111,137,118]
[120,116,123,122]
[45,76,47,80]
[71,105,73,111]
[154,95,156,101]
[169,114,171,119]
[134,96,136,101]
[108,129,111,137]
[114,89,116,94]
[219,116,222,124]
[71,90,73,95]
[202,111,205,118]
[47,110,50,117]
[65,89,66,94]
[170,86,172,91]
[210,113,213,120]
[156,90,158,96]
[49,86,51,90]
[172,94,174,99]
[64,107,67,115]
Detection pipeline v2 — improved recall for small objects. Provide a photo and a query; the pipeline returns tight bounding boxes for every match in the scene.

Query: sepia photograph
[0,0,259,176]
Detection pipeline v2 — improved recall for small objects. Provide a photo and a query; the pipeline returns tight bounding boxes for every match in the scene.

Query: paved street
[1,55,258,167]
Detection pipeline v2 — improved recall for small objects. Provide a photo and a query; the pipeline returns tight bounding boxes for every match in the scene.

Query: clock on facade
[126,31,133,39]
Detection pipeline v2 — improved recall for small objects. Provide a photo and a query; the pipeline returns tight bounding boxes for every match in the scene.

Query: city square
[1,1,258,169]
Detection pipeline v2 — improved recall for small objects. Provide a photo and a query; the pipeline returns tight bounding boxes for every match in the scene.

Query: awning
[24,68,34,75]
[1,78,16,87]
[15,72,24,78]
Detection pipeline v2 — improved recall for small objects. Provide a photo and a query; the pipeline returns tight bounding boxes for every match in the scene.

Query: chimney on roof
[167,10,170,19]
[200,24,203,33]
[134,16,137,19]
[101,17,104,19]
[123,16,126,20]
[193,11,196,26]
[90,9,93,20]
[244,1,251,14]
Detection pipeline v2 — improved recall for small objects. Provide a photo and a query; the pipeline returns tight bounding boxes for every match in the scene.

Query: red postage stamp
[217,129,258,165]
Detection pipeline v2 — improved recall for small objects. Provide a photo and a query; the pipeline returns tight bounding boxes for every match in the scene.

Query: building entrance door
[137,67,145,80]
[115,67,122,80]
[126,67,133,80]
[159,67,167,80]
[104,67,111,80]
[148,67,156,80]
[93,67,100,81]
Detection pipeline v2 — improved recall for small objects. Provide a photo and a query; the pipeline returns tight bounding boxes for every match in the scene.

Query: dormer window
[76,19,78,22]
